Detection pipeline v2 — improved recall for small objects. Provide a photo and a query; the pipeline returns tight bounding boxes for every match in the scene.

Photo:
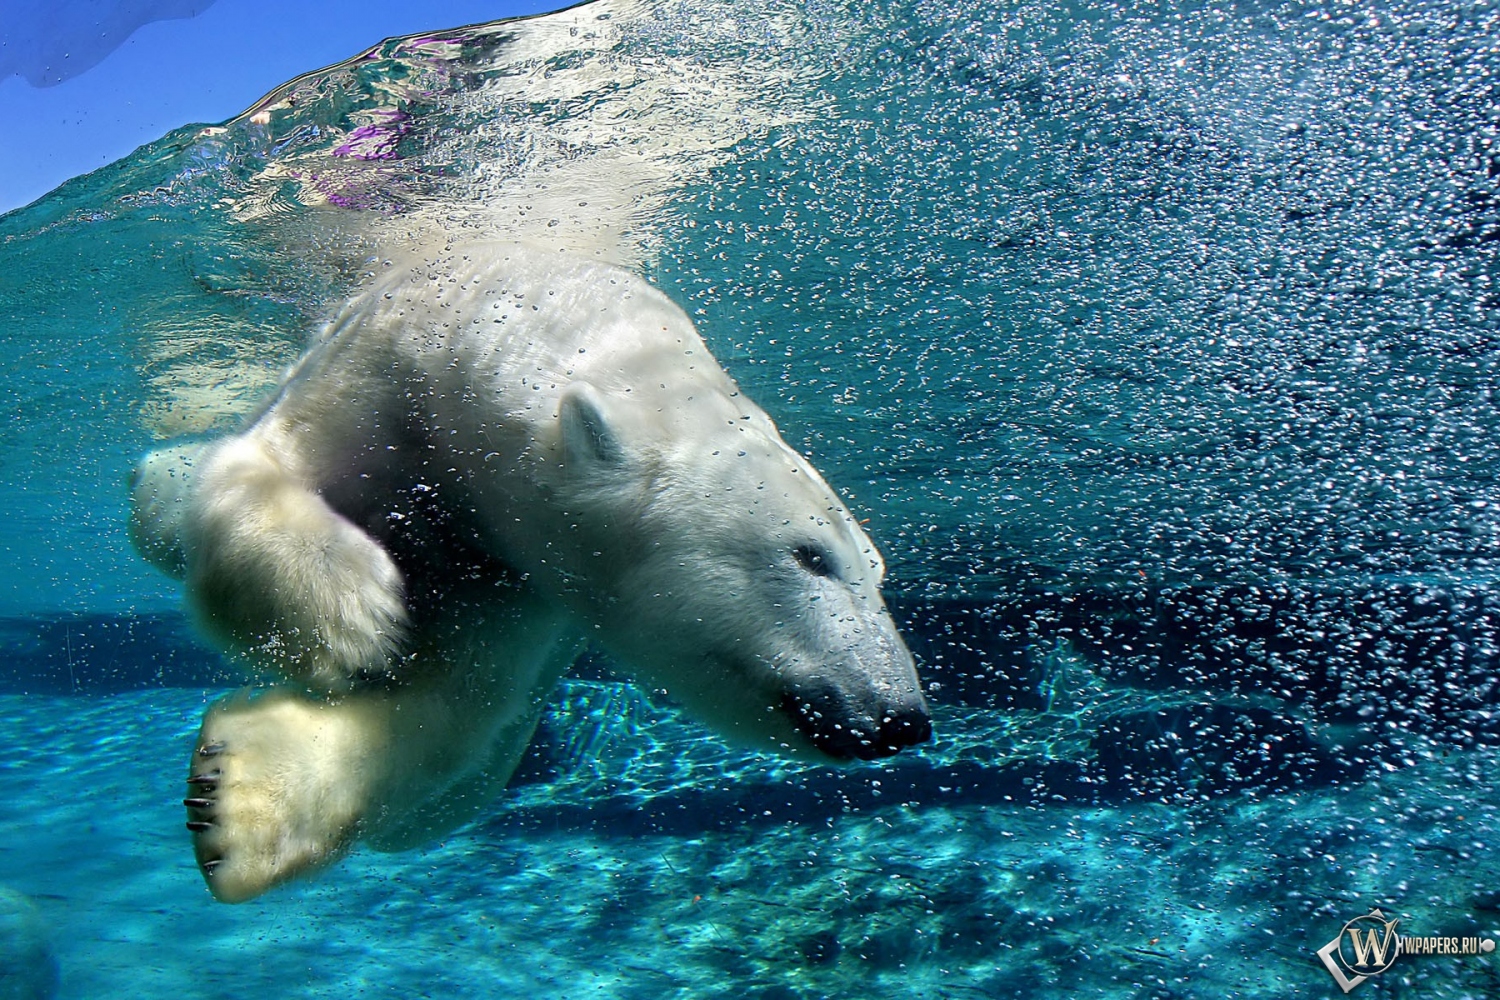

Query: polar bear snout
[782,678,932,761]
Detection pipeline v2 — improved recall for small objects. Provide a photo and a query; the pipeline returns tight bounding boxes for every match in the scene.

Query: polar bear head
[542,377,931,762]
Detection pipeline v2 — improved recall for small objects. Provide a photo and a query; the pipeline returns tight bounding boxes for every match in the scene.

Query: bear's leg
[183,435,408,693]
[359,610,585,854]
[184,590,582,902]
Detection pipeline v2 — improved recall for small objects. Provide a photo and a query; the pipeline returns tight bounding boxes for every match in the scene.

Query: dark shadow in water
[498,718,1358,841]
[898,583,1500,741]
[5,586,1458,817]
[0,610,227,694]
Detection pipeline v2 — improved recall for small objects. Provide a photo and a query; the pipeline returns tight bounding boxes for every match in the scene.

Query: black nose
[878,705,933,750]
[784,692,932,761]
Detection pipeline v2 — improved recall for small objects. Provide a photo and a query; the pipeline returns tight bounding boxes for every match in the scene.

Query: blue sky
[0,0,564,215]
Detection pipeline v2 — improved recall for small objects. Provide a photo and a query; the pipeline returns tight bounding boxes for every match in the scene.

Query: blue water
[2,0,1498,996]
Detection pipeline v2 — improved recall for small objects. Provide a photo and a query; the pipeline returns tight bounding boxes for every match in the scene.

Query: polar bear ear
[559,381,627,468]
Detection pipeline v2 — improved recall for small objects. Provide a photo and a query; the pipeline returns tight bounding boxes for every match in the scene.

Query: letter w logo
[1346,921,1399,969]
[1318,911,1402,993]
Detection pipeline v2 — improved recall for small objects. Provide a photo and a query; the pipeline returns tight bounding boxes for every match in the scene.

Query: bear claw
[197,742,226,757]
[183,797,214,809]
[186,820,213,832]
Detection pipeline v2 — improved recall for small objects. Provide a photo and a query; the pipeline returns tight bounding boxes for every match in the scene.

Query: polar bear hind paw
[183,689,379,903]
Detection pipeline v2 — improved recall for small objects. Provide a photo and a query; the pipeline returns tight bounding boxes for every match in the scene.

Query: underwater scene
[3,0,1500,996]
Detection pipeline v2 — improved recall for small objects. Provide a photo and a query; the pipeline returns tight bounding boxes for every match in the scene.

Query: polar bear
[129,242,929,902]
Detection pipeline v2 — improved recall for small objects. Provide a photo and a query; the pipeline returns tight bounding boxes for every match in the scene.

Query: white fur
[135,242,927,901]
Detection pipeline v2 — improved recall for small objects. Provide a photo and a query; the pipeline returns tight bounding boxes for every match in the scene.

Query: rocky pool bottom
[0,683,1495,1000]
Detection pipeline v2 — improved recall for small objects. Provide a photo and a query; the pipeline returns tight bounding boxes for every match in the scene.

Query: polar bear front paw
[183,689,382,903]
[184,436,410,694]
[269,514,410,693]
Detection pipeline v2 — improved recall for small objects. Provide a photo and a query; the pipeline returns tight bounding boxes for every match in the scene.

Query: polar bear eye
[792,544,836,579]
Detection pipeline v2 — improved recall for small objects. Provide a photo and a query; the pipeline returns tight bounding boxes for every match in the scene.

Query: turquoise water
[2,0,1498,996]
